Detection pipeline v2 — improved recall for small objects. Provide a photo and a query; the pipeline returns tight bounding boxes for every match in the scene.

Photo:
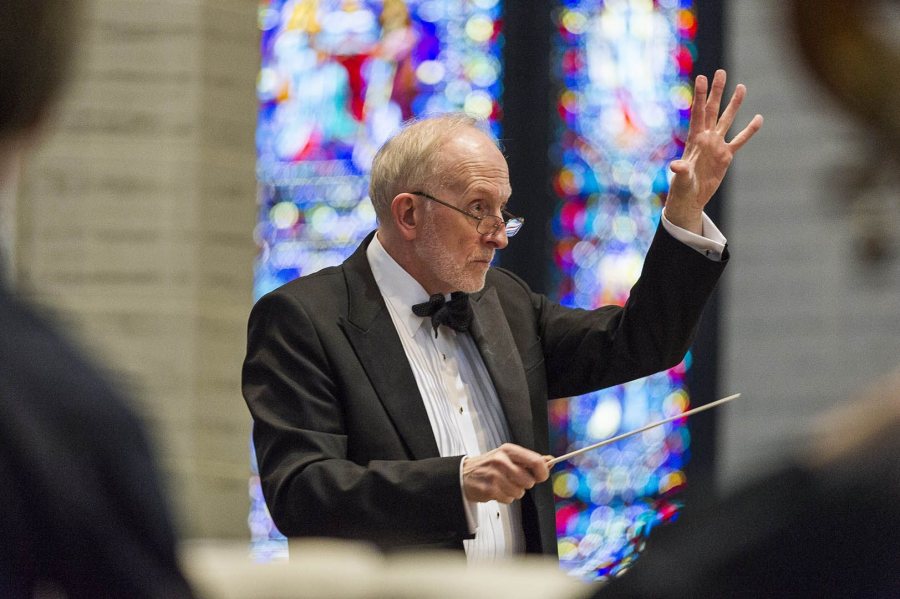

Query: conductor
[242,69,762,560]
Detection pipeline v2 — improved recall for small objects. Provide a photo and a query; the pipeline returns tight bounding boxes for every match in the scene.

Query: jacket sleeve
[518,224,728,399]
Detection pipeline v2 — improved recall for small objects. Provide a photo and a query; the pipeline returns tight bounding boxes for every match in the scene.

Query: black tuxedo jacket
[242,225,726,554]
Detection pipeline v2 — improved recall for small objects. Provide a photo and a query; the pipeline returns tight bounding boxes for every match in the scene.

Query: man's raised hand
[665,69,764,234]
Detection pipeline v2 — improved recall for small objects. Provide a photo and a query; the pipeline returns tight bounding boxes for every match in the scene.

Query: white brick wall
[719,0,900,489]
[15,0,259,538]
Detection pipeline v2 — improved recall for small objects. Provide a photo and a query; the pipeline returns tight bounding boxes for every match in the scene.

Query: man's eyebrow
[465,185,512,199]
[466,195,510,209]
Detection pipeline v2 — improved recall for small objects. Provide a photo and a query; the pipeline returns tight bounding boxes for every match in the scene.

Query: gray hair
[368,113,497,223]
[0,0,82,139]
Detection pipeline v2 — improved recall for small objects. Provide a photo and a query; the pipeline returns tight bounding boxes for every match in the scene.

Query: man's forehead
[436,133,510,195]
[436,127,503,158]
[441,169,511,198]
[444,125,494,149]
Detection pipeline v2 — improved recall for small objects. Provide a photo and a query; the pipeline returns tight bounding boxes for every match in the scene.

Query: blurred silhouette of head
[0,1,81,144]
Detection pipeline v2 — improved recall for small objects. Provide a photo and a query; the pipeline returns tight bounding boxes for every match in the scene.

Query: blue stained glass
[549,0,697,581]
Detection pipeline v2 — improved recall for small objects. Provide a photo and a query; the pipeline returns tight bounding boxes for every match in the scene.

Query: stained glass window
[251,0,504,559]
[548,0,697,580]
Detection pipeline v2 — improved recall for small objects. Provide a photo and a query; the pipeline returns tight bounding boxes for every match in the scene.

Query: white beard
[415,213,490,293]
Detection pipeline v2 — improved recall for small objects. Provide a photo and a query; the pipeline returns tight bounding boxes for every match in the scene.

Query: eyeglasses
[410,191,525,237]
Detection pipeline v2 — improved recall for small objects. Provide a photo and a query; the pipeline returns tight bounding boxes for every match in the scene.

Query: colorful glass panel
[549,0,697,580]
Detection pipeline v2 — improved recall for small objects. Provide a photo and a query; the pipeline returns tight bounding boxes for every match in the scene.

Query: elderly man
[242,70,761,559]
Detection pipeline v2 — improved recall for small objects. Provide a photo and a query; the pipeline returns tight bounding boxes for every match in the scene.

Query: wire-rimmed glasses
[410,191,524,237]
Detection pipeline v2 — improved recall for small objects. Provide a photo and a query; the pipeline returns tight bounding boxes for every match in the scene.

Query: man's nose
[483,226,508,249]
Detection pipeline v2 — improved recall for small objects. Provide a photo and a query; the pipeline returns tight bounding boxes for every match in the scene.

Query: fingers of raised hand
[669,158,689,175]
[690,72,762,159]
[704,69,727,129]
[686,74,708,143]
[716,83,745,135]
[727,113,764,152]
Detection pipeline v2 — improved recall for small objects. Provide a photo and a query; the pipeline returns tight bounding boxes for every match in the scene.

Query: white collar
[366,232,436,339]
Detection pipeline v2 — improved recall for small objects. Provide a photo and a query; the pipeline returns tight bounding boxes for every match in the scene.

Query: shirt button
[459,407,464,414]
[496,512,500,519]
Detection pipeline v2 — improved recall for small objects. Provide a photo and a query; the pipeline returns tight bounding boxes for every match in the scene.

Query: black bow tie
[412,292,473,337]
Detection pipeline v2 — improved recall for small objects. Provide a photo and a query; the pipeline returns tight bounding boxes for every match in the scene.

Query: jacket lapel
[337,234,440,460]
[469,287,535,450]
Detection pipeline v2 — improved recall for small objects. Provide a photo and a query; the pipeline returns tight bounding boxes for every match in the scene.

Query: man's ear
[390,193,420,241]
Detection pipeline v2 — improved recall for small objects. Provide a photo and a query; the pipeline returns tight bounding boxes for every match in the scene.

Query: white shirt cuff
[459,457,477,534]
[661,209,728,262]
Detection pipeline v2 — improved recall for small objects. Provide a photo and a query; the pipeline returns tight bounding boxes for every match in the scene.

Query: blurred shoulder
[0,287,145,438]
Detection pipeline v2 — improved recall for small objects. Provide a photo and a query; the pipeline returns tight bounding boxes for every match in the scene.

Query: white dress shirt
[365,213,725,562]
[662,209,727,261]
[367,234,524,562]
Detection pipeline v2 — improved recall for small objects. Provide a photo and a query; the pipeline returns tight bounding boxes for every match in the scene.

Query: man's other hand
[462,443,550,504]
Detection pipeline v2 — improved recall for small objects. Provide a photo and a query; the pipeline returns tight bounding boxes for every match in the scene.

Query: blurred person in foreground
[243,70,762,560]
[598,367,900,598]
[0,2,194,597]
